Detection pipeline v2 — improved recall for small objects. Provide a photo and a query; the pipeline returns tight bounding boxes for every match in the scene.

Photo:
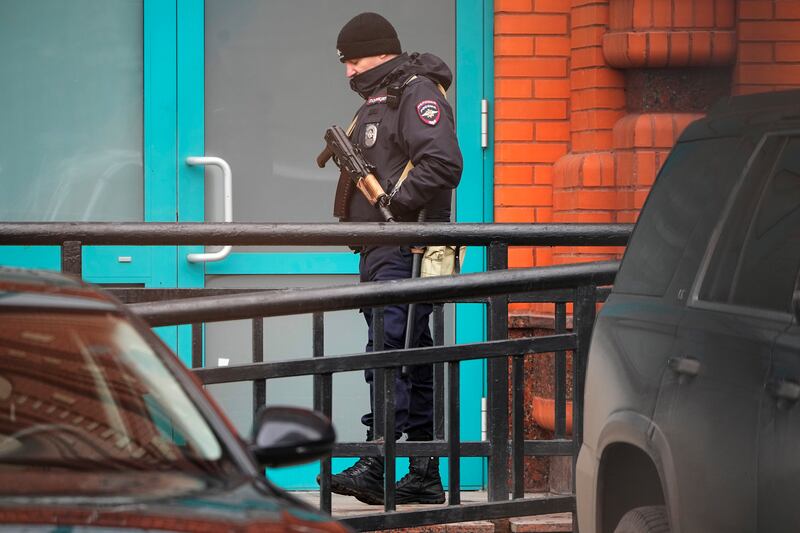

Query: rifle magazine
[333,171,355,219]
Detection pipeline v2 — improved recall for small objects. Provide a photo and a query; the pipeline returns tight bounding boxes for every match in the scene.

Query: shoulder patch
[416,100,441,126]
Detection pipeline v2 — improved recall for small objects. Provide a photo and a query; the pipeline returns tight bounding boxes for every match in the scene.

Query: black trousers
[359,245,434,441]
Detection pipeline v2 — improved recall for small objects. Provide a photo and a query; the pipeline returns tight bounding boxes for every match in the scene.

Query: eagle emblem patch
[364,123,378,148]
[416,100,441,126]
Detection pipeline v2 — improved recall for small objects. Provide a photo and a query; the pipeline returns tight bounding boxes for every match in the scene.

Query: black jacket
[345,53,463,222]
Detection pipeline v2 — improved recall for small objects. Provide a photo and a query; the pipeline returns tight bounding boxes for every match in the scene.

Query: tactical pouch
[420,245,466,277]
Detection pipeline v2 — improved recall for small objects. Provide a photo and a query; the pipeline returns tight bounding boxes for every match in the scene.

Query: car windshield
[0,309,241,497]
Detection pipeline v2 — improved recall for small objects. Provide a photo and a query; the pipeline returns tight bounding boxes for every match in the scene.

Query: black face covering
[349,53,409,99]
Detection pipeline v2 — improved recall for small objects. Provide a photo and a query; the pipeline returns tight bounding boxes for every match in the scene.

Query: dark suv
[577,90,800,533]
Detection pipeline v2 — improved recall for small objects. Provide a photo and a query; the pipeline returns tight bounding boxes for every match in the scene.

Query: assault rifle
[317,125,395,222]
[318,125,427,370]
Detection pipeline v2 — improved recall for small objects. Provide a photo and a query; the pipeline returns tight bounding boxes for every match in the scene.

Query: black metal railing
[0,222,631,531]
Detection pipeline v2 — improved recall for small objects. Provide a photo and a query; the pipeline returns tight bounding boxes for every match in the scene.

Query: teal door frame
[454,0,495,491]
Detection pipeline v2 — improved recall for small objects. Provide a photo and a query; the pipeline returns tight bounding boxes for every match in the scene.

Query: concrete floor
[294,491,574,532]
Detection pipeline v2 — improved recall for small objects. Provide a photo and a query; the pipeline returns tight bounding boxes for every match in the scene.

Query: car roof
[708,88,800,117]
[682,88,800,141]
[0,267,119,311]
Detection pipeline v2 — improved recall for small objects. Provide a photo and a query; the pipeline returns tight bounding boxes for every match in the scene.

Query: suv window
[614,137,744,296]
[699,135,800,314]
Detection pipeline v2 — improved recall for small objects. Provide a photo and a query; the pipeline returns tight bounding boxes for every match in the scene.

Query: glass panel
[203,274,456,489]
[0,311,241,497]
[205,0,455,250]
[699,137,786,304]
[0,1,144,221]
[203,274,368,441]
[701,136,800,313]
[614,137,744,296]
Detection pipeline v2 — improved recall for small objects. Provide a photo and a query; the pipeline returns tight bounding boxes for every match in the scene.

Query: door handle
[185,156,233,263]
[768,379,800,406]
[667,356,701,377]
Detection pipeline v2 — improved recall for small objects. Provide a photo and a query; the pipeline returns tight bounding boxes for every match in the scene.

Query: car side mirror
[250,406,335,467]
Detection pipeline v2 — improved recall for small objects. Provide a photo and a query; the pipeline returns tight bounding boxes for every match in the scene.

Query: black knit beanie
[336,12,402,62]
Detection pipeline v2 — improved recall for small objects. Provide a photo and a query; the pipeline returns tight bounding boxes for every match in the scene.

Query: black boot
[395,456,445,504]
[327,456,385,505]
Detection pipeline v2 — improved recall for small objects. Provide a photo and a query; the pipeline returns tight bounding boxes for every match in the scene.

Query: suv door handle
[768,379,800,405]
[667,356,701,377]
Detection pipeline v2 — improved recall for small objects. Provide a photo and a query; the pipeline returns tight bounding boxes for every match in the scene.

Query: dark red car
[0,267,349,532]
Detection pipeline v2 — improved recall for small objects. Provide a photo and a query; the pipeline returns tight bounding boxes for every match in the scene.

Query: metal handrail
[122,259,610,530]
[131,260,618,326]
[0,222,632,246]
[123,270,604,529]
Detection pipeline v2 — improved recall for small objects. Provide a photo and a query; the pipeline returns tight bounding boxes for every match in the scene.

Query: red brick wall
[495,0,571,274]
[496,0,800,270]
[735,0,800,94]
[551,0,625,268]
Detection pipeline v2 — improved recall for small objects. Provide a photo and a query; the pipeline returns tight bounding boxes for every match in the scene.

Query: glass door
[0,0,492,491]
[178,0,491,489]
[0,0,185,348]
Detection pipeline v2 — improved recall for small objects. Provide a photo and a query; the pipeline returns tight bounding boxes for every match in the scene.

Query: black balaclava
[349,53,408,99]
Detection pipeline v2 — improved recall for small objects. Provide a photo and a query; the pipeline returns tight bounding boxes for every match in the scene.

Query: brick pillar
[494,2,573,491]
[551,0,625,265]
[604,0,735,222]
[495,0,571,275]
[735,0,800,95]
[612,113,702,222]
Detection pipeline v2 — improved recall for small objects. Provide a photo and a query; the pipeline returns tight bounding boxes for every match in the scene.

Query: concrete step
[293,491,573,532]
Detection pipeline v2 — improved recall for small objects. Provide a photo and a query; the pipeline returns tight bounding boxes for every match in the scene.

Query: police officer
[326,12,462,505]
